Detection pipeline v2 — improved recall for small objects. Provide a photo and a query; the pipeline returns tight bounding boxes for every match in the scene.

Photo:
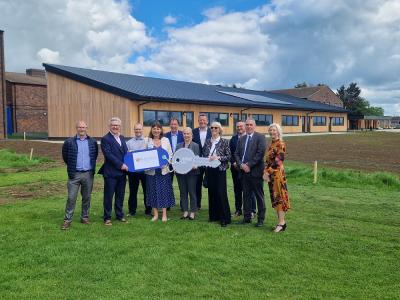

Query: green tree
[336,82,384,116]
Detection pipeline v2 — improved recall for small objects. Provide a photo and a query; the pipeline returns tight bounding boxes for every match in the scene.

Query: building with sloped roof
[43,64,349,138]
[271,85,344,108]
[5,69,47,135]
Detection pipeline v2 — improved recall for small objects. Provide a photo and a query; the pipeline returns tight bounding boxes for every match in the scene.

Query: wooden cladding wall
[47,72,347,138]
[47,73,137,137]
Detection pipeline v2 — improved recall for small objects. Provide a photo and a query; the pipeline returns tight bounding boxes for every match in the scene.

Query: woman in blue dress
[145,122,175,222]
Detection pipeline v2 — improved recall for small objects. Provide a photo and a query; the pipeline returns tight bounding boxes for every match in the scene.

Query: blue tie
[242,135,252,163]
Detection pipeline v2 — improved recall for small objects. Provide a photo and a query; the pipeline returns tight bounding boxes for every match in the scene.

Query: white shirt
[242,133,253,162]
[110,131,121,146]
[209,136,221,157]
[199,128,207,147]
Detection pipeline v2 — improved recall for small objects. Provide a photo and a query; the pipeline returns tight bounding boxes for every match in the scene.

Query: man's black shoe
[255,222,264,227]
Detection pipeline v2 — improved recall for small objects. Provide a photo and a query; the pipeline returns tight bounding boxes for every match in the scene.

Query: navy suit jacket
[165,130,184,152]
[98,132,128,178]
[192,127,211,157]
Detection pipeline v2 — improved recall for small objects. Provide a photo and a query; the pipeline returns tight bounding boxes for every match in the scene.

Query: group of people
[61,114,290,232]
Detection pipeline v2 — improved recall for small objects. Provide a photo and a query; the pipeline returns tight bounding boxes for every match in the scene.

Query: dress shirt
[242,133,254,162]
[199,128,208,147]
[170,132,178,152]
[110,131,121,146]
[76,135,91,171]
[126,135,146,151]
[209,136,221,157]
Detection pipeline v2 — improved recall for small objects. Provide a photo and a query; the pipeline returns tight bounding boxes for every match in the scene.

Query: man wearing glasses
[98,117,129,226]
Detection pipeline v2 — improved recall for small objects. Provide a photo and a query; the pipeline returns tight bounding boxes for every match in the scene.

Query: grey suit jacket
[234,131,266,178]
[176,141,200,175]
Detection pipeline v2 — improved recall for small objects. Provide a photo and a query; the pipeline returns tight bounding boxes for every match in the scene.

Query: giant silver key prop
[172,148,221,174]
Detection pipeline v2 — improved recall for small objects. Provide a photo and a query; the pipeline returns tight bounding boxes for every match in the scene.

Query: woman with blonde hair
[202,121,231,227]
[263,123,291,232]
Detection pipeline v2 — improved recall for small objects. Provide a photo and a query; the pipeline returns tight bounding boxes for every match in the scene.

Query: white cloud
[37,48,61,64]
[164,15,177,25]
[0,0,152,72]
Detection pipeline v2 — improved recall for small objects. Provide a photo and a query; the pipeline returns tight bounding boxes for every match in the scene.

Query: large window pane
[143,110,156,126]
[157,111,170,126]
[186,112,194,128]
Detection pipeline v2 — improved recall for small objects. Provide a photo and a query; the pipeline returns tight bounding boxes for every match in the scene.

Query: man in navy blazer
[98,117,128,225]
[165,118,184,153]
[192,113,212,209]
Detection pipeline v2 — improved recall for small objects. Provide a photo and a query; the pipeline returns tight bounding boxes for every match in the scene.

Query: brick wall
[309,86,343,108]
[0,30,5,138]
[8,83,48,133]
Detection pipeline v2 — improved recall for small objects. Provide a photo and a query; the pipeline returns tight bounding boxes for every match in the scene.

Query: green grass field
[0,149,399,299]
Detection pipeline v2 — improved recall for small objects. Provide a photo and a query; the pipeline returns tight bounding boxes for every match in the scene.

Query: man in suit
[99,117,128,226]
[234,118,267,227]
[192,113,212,209]
[229,121,256,217]
[165,117,184,189]
[165,118,184,153]
[61,120,98,230]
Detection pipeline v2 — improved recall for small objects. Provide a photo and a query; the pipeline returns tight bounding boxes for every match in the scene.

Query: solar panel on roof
[218,91,293,105]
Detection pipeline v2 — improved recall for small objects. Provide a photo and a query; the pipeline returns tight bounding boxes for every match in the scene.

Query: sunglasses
[210,126,219,129]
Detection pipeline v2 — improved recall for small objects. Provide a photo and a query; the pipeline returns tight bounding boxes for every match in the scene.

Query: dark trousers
[103,175,126,221]
[176,173,197,213]
[128,172,151,215]
[207,168,231,224]
[196,167,206,208]
[231,167,256,213]
[242,173,265,222]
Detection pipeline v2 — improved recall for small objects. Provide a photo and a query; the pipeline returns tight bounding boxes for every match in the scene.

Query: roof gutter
[137,101,151,123]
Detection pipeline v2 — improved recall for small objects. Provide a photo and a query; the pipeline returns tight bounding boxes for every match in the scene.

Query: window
[233,113,239,126]
[282,115,299,126]
[252,114,273,126]
[200,112,229,126]
[186,111,194,128]
[143,110,183,126]
[313,116,326,126]
[331,117,344,126]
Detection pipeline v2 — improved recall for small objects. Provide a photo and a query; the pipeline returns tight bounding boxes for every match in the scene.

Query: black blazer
[229,134,240,164]
[165,130,184,152]
[98,132,128,178]
[234,132,266,177]
[176,141,200,175]
[192,127,211,157]
[202,138,231,171]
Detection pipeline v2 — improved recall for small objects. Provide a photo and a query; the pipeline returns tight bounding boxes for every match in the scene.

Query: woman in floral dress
[263,123,290,233]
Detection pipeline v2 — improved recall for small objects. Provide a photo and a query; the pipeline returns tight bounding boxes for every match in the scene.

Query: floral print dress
[264,139,291,212]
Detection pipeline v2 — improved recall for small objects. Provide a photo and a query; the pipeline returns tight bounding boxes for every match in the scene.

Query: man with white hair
[234,118,267,227]
[98,117,129,226]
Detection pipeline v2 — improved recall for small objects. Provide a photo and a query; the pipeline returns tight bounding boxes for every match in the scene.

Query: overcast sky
[1,0,399,115]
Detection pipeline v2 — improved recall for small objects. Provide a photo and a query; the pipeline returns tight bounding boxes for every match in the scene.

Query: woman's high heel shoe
[274,223,286,233]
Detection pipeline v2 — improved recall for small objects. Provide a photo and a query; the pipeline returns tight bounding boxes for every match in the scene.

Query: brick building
[271,85,343,108]
[5,69,47,134]
[0,30,5,138]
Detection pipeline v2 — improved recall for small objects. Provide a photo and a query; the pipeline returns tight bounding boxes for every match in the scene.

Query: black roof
[43,63,348,113]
